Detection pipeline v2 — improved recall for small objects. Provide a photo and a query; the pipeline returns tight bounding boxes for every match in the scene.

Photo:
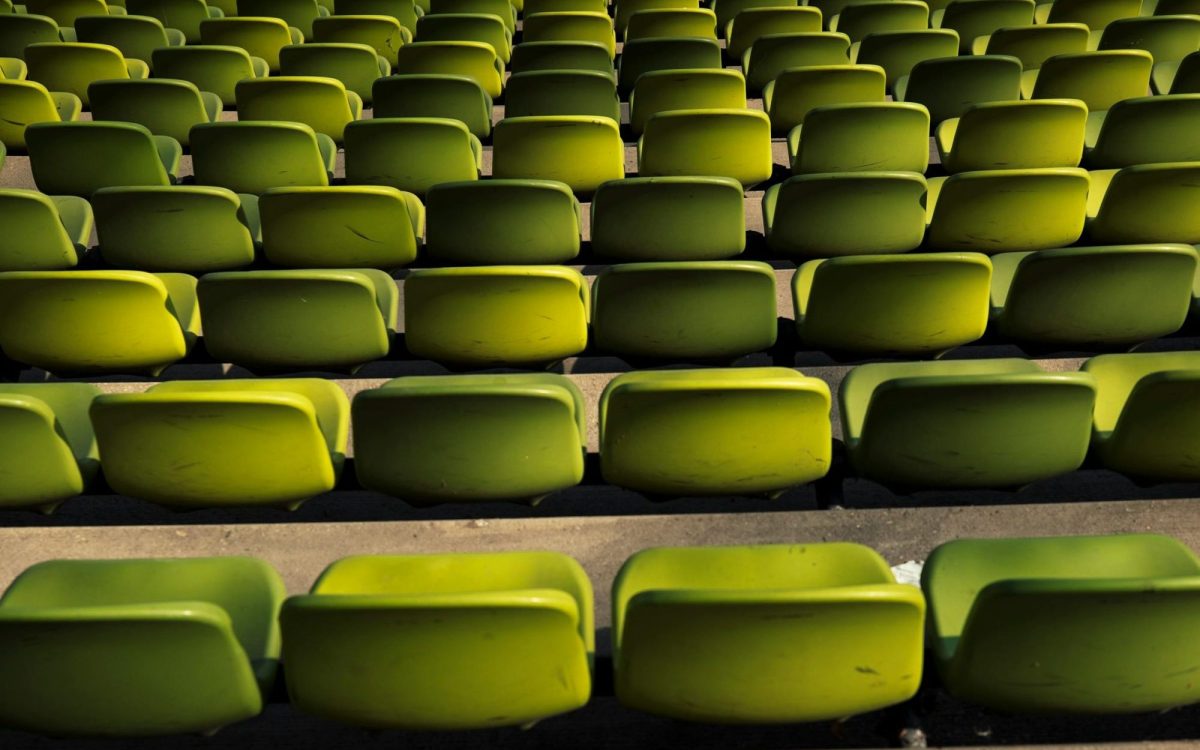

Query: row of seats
[3,354,1199,510]
[0,533,1197,737]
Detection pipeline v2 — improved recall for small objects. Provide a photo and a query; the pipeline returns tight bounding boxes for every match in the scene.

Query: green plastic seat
[371,74,492,137]
[1036,0,1141,28]
[353,374,586,502]
[126,0,222,43]
[492,115,623,196]
[639,109,773,187]
[614,0,698,36]
[505,70,619,121]
[235,76,360,144]
[0,188,91,270]
[933,0,1035,52]
[591,176,746,260]
[199,17,303,72]
[0,14,63,59]
[1087,94,1200,167]
[990,244,1198,346]
[741,31,851,92]
[92,185,257,272]
[260,185,421,268]
[344,117,481,195]
[281,552,592,729]
[851,28,960,89]
[1155,0,1200,13]
[0,383,98,511]
[523,12,614,56]
[972,22,1089,67]
[1025,50,1152,112]
[0,58,26,81]
[510,40,614,77]
[625,8,718,41]
[601,368,831,495]
[926,168,1089,251]
[1088,163,1200,244]
[88,79,219,148]
[24,42,148,107]
[425,179,579,264]
[427,0,515,31]
[830,1,928,43]
[23,0,118,25]
[417,13,511,62]
[1155,46,1200,92]
[0,79,81,150]
[712,0,796,31]
[613,543,925,722]
[404,266,589,365]
[617,36,722,95]
[335,0,420,35]
[191,121,335,194]
[73,14,185,67]
[592,261,777,360]
[628,68,745,135]
[0,270,198,374]
[279,43,389,104]
[1099,15,1200,70]
[764,63,886,134]
[239,0,328,37]
[0,557,285,736]
[151,45,268,106]
[311,16,410,68]
[526,0,606,15]
[895,54,1022,123]
[794,252,991,353]
[764,172,927,256]
[924,534,1200,713]
[936,99,1088,173]
[786,101,929,173]
[841,358,1096,488]
[393,40,503,97]
[26,121,179,196]
[725,6,821,60]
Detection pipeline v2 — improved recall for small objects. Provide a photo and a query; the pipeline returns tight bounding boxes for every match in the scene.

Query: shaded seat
[1099,15,1200,72]
[926,168,1089,252]
[933,0,1035,53]
[151,45,268,106]
[1155,0,1200,13]
[764,63,886,134]
[1024,50,1153,113]
[614,0,699,35]
[23,0,120,26]
[0,270,198,375]
[0,79,81,150]
[591,261,777,360]
[617,36,721,95]
[72,14,185,67]
[0,188,91,270]
[336,0,420,36]
[1086,94,1200,167]
[741,31,850,92]
[190,121,335,194]
[281,552,592,729]
[526,0,606,14]
[786,101,929,173]
[126,0,222,43]
[510,40,614,76]
[279,43,390,105]
[0,14,64,59]
[591,176,746,260]
[26,121,179,196]
[416,13,512,63]
[829,0,929,43]
[523,12,615,57]
[1087,163,1200,244]
[1158,47,1200,92]
[238,0,329,38]
[88,79,220,148]
[236,76,361,144]
[393,40,503,97]
[371,74,492,137]
[972,22,1088,67]
[613,543,925,722]
[1035,0,1141,28]
[92,185,258,272]
[311,15,410,68]
[92,380,347,507]
[0,383,98,511]
[199,17,303,72]
[794,252,992,354]
[24,42,148,106]
[624,8,718,41]
[895,54,1022,123]
[427,0,516,32]
[990,244,1198,346]
[712,0,797,31]
[492,115,623,196]
[344,117,481,195]
[840,359,1096,488]
[425,179,579,264]
[600,368,831,496]
[628,68,745,135]
[851,28,960,89]
[260,185,421,268]
[923,534,1200,712]
[0,557,285,736]
[638,109,773,187]
[936,99,1088,173]
[725,6,821,60]
[403,266,589,365]
[353,374,586,502]
[504,70,619,122]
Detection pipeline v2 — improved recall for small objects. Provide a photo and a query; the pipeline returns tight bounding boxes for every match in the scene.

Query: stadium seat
[591,261,777,360]
[0,557,285,736]
[371,74,492,137]
[311,15,410,67]
[712,0,797,31]
[628,68,745,135]
[239,0,328,38]
[353,374,586,502]
[614,0,699,34]
[764,172,927,256]
[1155,0,1200,13]
[924,534,1200,712]
[492,115,623,196]
[88,79,219,148]
[92,185,257,272]
[393,40,503,97]
[618,36,721,95]
[24,42,147,107]
[600,368,831,495]
[764,63,886,134]
[1086,94,1200,167]
[428,0,516,31]
[741,32,851,92]
[523,12,615,56]
[527,0,606,15]
[840,359,1096,488]
[786,102,930,173]
[0,188,91,270]
[0,58,26,79]
[126,0,222,43]
[971,22,1089,67]
[92,380,347,507]
[72,15,184,66]
[591,176,746,260]
[0,15,60,61]
[1099,15,1200,69]
[926,168,1089,251]
[191,121,334,194]
[1157,47,1200,92]
[279,43,390,105]
[0,270,198,374]
[416,13,512,62]
[505,70,619,121]
[639,109,773,187]
[344,117,481,195]
[424,179,580,264]
[26,121,179,195]
[403,266,589,365]
[260,185,421,268]
[23,0,119,26]
[1035,0,1141,28]
[794,252,992,354]
[510,40,614,76]
[1024,50,1153,112]
[281,552,592,729]
[1088,163,1200,244]
[725,6,821,60]
[613,543,925,722]
[933,0,1035,53]
[895,54,1022,123]
[830,1,928,43]
[624,8,717,40]
[151,46,268,106]
[990,244,1198,346]
[0,383,98,511]
[336,0,419,35]
[0,79,80,150]
[851,28,960,89]
[936,99,1088,172]
[236,76,360,144]
[199,17,303,73]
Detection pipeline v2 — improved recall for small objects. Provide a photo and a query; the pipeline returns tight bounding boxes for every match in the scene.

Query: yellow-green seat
[851,28,960,89]
[428,0,515,31]
[725,6,821,60]
[24,42,147,107]
[191,121,335,194]
[126,0,222,43]
[614,0,698,36]
[24,0,118,25]
[741,31,851,92]
[416,13,511,62]
[92,185,257,272]
[505,70,619,122]
[527,0,606,14]
[972,22,1088,67]
[371,74,492,137]
[311,16,410,68]
[895,54,1022,123]
[1088,163,1200,244]
[235,76,361,144]
[425,179,579,264]
[1100,15,1200,72]
[1086,94,1200,167]
[638,108,773,187]
[991,244,1198,346]
[0,557,285,736]
[0,188,91,270]
[786,101,929,173]
[0,79,80,150]
[764,63,886,134]
[1025,50,1152,111]
[592,261,777,360]
[393,40,503,97]
[936,99,1087,172]
[625,8,718,41]
[523,11,614,56]
[151,45,268,107]
[924,534,1200,713]
[0,14,62,59]
[239,0,328,37]
[830,0,928,43]
[260,185,421,268]
[613,543,925,722]
[88,78,220,148]
[0,270,198,374]
[92,379,347,507]
[199,16,303,72]
[712,0,796,31]
[934,0,1035,52]
[336,0,419,36]
[279,43,389,105]
[764,172,927,256]
[344,117,481,195]
[1159,47,1200,92]
[617,36,721,95]
[492,115,623,196]
[510,40,614,76]
[404,265,588,365]
[26,121,179,196]
[794,252,991,354]
[591,175,746,260]
[926,168,1089,252]
[0,58,27,80]
[628,68,745,135]
[0,383,98,511]
[1035,0,1141,28]
[353,374,586,502]
[281,552,593,729]
[73,14,185,67]
[600,368,831,495]
[841,359,1096,488]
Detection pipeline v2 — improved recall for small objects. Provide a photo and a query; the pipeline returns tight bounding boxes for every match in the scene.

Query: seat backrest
[24,0,109,26]
[335,0,419,34]
[833,0,928,43]
[343,116,480,194]
[523,11,614,56]
[26,121,171,195]
[618,36,721,94]
[940,0,1035,52]
[792,102,929,173]
[239,0,324,37]
[766,63,885,131]
[726,6,820,59]
[0,79,63,149]
[629,68,745,134]
[428,0,514,30]
[510,40,613,75]
[311,15,407,66]
[151,45,259,105]
[854,28,959,87]
[24,42,131,105]
[613,0,697,33]
[1045,0,1142,28]
[492,114,623,195]
[236,76,355,142]
[978,22,1089,68]
[625,8,719,42]
[127,0,211,42]
[1091,163,1200,244]
[1031,50,1152,110]
[88,78,211,147]
[1099,15,1200,63]
[416,13,511,61]
[711,0,795,29]
[902,54,1022,122]
[0,189,82,270]
[200,17,296,71]
[73,14,171,65]
[0,14,61,59]
[1084,350,1200,436]
[279,42,385,103]
[505,70,619,122]
[1090,94,1200,166]
[190,120,331,194]
[393,40,502,97]
[943,98,1087,172]
[371,73,492,135]
[741,31,850,91]
[639,108,773,186]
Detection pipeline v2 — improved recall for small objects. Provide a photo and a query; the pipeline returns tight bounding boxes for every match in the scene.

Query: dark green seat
[591,176,746,261]
[26,121,179,196]
[741,31,851,92]
[424,179,580,264]
[372,74,492,138]
[971,22,1088,68]
[88,78,220,148]
[504,70,619,122]
[617,36,721,95]
[190,121,335,194]
[151,45,268,106]
[895,53,1022,123]
[344,117,482,196]
[1088,163,1200,244]
[278,43,390,105]
[1086,94,1200,168]
[851,28,959,89]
